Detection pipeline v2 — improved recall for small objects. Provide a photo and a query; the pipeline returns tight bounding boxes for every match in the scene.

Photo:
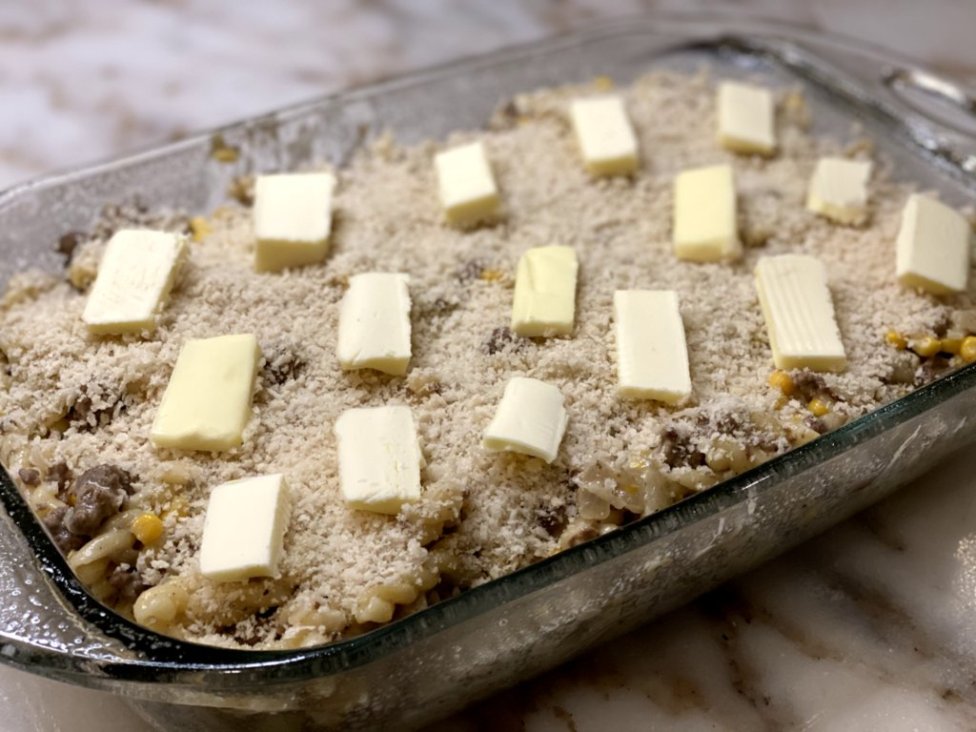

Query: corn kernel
[767,370,795,396]
[131,513,164,545]
[911,336,942,358]
[210,135,239,163]
[941,338,962,355]
[479,268,505,282]
[593,75,615,91]
[884,330,907,350]
[807,398,830,417]
[961,336,976,363]
[188,216,211,242]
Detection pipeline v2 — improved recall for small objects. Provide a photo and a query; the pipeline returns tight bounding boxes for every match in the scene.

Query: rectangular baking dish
[1,12,975,732]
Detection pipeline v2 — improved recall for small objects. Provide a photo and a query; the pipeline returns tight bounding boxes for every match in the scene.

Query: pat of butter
[570,95,639,176]
[807,158,871,224]
[755,255,847,372]
[337,273,412,375]
[253,172,336,272]
[150,334,261,451]
[511,246,579,337]
[199,474,290,583]
[82,229,188,335]
[896,193,971,295]
[335,406,422,515]
[483,377,569,464]
[614,290,692,404]
[717,81,776,155]
[435,141,500,226]
[673,164,741,262]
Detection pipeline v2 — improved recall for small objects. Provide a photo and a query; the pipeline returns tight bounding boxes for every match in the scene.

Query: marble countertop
[4,1,976,730]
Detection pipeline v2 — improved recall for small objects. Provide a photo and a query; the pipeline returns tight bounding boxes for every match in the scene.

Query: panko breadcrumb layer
[0,70,971,650]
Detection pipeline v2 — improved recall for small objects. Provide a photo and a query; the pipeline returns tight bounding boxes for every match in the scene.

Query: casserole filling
[0,70,972,649]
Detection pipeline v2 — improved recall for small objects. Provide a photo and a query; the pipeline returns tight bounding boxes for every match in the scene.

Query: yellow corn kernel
[188,216,211,242]
[911,336,942,358]
[131,513,164,545]
[210,135,239,163]
[479,268,505,282]
[961,336,976,363]
[807,398,830,417]
[884,330,907,350]
[593,75,615,91]
[767,370,795,396]
[941,338,962,355]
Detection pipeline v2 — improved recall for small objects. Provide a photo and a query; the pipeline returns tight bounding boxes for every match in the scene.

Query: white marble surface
[4,1,976,730]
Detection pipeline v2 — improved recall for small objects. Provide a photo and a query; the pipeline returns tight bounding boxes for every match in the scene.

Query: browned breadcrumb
[0,70,970,650]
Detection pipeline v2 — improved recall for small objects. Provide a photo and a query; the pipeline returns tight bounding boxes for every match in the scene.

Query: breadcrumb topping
[0,71,969,649]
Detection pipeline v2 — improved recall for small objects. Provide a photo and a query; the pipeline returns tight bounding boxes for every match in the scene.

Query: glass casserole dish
[1,12,976,731]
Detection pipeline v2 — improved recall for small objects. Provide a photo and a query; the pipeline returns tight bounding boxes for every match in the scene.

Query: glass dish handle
[883,67,976,122]
[882,66,976,168]
[748,26,976,173]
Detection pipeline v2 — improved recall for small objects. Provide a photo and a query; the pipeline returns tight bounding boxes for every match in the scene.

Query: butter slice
[483,377,568,464]
[511,246,578,337]
[570,95,639,176]
[254,172,336,272]
[673,164,741,262]
[335,406,422,515]
[435,141,500,226]
[896,193,971,295]
[755,255,847,372]
[150,334,261,451]
[82,229,188,335]
[199,474,290,583]
[807,158,871,224]
[337,273,411,375]
[614,290,692,404]
[717,81,776,155]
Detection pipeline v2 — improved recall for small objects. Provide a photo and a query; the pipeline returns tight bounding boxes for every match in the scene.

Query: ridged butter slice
[511,246,579,337]
[483,377,569,464]
[150,334,261,451]
[755,255,847,372]
[570,95,639,176]
[337,273,412,375]
[614,290,692,404]
[335,406,422,515]
[673,164,741,262]
[435,141,500,226]
[896,193,971,295]
[82,229,188,335]
[199,474,290,583]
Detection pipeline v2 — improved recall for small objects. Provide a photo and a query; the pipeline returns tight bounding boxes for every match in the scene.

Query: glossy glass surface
[0,14,974,731]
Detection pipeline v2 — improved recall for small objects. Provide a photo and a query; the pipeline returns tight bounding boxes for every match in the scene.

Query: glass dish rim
[1,12,974,683]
